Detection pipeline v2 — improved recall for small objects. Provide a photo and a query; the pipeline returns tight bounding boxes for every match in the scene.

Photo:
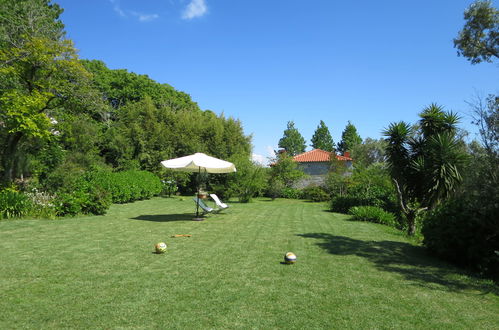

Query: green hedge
[330,185,397,214]
[86,170,162,204]
[54,170,162,216]
[348,206,397,227]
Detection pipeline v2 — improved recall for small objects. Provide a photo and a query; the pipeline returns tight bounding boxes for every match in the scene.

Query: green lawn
[0,197,497,329]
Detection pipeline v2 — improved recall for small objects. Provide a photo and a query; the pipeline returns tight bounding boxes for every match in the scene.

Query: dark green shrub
[301,186,330,202]
[53,192,85,217]
[85,170,162,204]
[0,189,33,219]
[280,187,301,199]
[81,185,112,215]
[348,206,397,227]
[330,185,397,214]
[330,195,369,213]
[422,198,499,279]
[265,180,284,200]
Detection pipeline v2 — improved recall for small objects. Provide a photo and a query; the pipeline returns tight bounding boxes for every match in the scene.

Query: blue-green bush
[0,189,33,219]
[348,206,397,227]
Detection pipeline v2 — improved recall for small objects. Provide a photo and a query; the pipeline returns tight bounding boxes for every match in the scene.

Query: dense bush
[53,191,85,217]
[52,170,161,216]
[301,186,330,202]
[225,154,267,203]
[280,187,302,199]
[0,189,33,219]
[85,170,162,204]
[330,185,397,214]
[348,206,397,227]
[330,195,370,214]
[422,198,499,279]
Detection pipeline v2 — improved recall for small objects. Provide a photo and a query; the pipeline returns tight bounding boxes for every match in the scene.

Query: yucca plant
[383,104,468,235]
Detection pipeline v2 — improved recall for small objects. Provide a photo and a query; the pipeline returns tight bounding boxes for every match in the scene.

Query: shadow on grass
[131,213,198,222]
[297,233,498,295]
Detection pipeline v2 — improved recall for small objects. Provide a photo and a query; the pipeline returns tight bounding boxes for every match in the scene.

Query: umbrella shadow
[297,233,498,295]
[131,213,198,222]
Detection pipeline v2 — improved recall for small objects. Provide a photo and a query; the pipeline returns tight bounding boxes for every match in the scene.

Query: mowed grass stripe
[0,197,497,329]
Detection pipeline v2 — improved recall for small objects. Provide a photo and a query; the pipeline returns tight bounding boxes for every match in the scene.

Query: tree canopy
[310,120,335,152]
[0,0,96,184]
[454,0,499,64]
[337,121,362,155]
[278,121,306,156]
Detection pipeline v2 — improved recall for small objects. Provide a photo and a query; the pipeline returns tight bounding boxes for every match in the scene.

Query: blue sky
[57,0,497,164]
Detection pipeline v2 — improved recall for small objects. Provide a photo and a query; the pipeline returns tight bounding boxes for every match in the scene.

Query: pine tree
[310,120,335,152]
[278,121,306,156]
[337,121,362,155]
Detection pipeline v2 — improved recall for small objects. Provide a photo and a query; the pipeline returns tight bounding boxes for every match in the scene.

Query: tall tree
[337,121,362,155]
[310,120,335,152]
[0,0,95,184]
[278,121,306,156]
[454,0,498,64]
[351,138,387,169]
[383,104,467,235]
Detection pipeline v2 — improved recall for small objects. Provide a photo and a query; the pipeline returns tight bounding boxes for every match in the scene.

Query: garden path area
[0,197,497,329]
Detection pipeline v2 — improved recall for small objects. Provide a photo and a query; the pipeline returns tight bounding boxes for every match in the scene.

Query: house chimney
[344,151,350,158]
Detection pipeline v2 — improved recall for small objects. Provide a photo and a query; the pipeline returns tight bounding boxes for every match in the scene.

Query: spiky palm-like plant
[383,104,467,235]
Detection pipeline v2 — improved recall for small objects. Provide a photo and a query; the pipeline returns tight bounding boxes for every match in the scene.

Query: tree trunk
[1,132,23,186]
[406,210,417,236]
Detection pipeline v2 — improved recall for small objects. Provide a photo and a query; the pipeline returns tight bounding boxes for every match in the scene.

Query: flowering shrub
[26,189,57,219]
[161,180,178,197]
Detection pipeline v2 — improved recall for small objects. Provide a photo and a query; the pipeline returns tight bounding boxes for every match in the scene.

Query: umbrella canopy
[160,153,236,220]
[161,153,236,173]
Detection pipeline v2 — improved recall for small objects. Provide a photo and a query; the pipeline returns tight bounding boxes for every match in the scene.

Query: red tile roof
[292,149,352,162]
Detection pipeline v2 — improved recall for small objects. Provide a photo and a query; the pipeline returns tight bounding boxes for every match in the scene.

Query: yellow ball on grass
[155,242,167,253]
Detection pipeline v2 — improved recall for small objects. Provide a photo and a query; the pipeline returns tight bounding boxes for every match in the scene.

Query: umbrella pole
[195,166,201,218]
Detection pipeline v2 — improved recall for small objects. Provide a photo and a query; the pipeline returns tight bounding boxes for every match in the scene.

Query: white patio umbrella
[160,153,236,220]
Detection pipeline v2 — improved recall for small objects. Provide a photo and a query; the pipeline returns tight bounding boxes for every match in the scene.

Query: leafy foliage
[225,154,267,203]
[310,120,335,152]
[280,187,302,199]
[301,186,330,202]
[422,197,498,279]
[86,170,162,204]
[267,152,305,199]
[454,0,498,64]
[0,0,100,185]
[337,121,362,155]
[351,138,387,169]
[0,189,32,219]
[348,206,397,227]
[278,121,306,156]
